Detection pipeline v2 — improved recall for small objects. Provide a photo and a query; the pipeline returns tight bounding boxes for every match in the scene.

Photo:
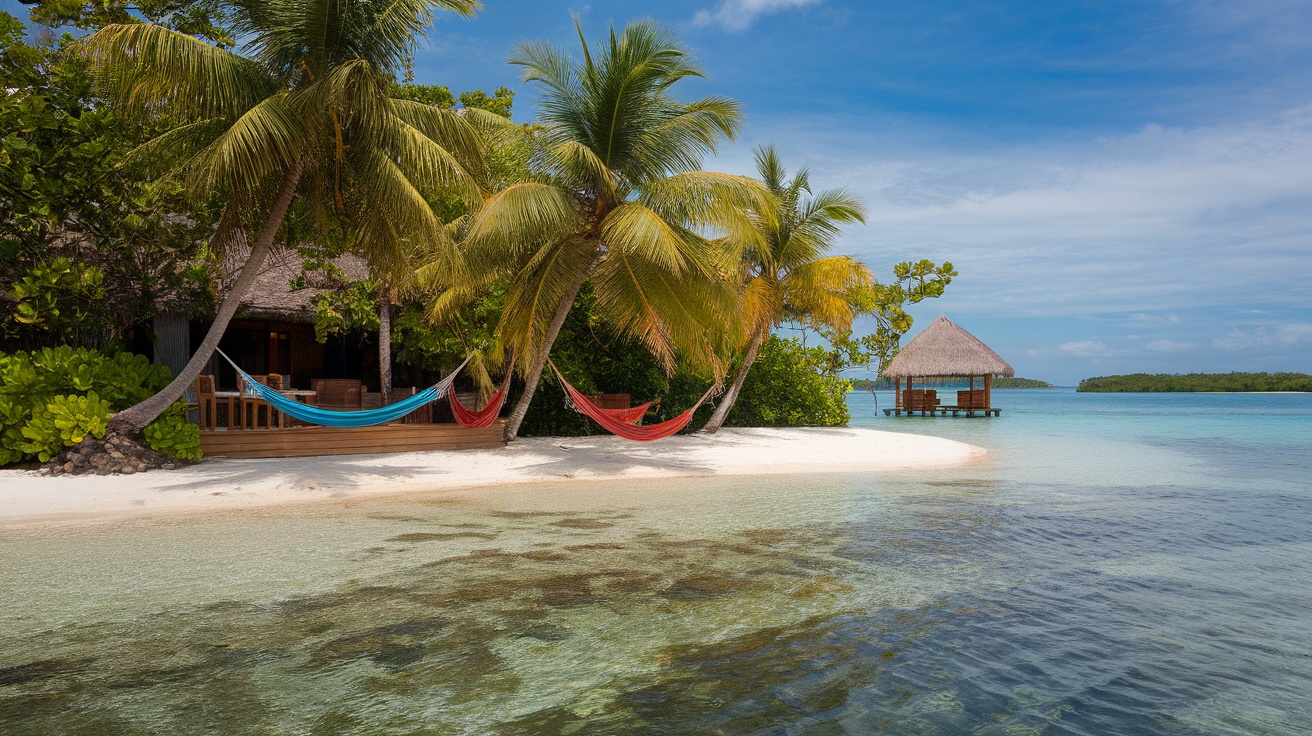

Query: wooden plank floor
[200,421,504,459]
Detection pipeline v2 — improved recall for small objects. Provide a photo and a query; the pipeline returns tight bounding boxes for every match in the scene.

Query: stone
[121,466,136,475]
[63,462,75,473]
[135,463,148,473]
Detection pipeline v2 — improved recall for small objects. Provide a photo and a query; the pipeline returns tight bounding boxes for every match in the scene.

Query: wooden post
[895,377,901,409]
[984,374,992,409]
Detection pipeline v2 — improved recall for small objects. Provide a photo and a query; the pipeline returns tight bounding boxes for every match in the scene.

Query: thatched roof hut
[883,315,1013,415]
[884,315,1013,378]
[237,253,370,323]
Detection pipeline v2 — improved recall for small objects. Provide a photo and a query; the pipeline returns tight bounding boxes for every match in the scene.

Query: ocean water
[1,389,1310,734]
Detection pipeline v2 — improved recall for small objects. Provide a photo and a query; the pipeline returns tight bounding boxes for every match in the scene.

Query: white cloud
[713,105,1312,319]
[1145,339,1196,352]
[1213,323,1312,351]
[1060,341,1108,357]
[1129,313,1182,324]
[692,0,821,32]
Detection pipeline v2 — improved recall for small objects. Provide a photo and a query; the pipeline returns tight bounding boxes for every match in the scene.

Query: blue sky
[8,0,1311,384]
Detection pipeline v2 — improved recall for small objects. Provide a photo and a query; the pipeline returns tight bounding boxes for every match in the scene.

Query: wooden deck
[884,407,1001,417]
[199,421,505,459]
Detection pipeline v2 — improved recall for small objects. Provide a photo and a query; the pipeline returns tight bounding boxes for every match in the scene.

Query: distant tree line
[1077,373,1312,392]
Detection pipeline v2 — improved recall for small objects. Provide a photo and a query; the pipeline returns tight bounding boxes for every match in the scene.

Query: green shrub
[0,346,200,465]
[724,336,851,428]
[143,402,202,460]
[18,392,110,462]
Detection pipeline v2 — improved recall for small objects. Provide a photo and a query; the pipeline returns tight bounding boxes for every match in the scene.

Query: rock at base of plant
[39,430,183,477]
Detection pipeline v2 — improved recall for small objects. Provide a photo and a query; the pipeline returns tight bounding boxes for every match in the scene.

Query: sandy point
[0,427,983,531]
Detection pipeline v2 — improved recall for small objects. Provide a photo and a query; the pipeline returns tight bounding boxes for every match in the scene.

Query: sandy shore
[0,427,982,530]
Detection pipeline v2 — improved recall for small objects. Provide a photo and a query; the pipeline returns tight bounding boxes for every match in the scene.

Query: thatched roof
[883,315,1014,378]
[236,253,369,322]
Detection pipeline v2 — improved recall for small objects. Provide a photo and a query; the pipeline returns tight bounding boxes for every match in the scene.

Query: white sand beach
[0,427,982,531]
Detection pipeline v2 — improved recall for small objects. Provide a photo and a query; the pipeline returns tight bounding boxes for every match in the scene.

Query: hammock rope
[215,349,468,428]
[547,358,720,441]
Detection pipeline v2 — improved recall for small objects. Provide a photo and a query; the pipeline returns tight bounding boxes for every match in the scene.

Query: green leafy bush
[0,346,200,465]
[18,392,110,462]
[142,403,202,461]
[723,336,851,428]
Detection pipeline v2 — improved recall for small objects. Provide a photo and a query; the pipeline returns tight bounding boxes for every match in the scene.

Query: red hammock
[448,369,653,428]
[547,359,719,442]
[449,370,513,428]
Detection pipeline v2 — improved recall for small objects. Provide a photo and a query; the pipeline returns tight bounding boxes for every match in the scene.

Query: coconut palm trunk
[108,157,307,434]
[378,278,393,405]
[502,266,591,441]
[700,327,767,434]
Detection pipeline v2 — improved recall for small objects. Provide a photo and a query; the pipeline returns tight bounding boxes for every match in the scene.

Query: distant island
[1078,372,1312,392]
[993,377,1055,388]
[852,377,1053,390]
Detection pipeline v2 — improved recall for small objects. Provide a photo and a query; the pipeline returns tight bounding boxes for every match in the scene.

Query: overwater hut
[882,315,1014,417]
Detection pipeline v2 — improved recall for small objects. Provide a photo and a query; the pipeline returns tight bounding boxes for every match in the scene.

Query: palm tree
[700,145,871,434]
[440,19,768,441]
[80,0,486,434]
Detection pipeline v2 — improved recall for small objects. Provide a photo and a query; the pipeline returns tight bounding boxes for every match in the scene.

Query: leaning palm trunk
[502,268,591,442]
[379,279,393,405]
[700,327,767,434]
[108,158,307,434]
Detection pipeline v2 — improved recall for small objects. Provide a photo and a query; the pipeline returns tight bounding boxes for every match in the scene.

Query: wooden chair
[238,374,278,429]
[956,389,987,409]
[195,374,230,431]
[311,378,363,411]
[264,374,285,427]
[904,389,940,411]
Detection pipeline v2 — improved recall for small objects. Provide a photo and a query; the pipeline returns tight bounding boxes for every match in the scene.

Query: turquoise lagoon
[1,389,1310,733]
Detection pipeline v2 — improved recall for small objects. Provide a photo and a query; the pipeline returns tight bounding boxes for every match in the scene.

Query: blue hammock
[217,350,466,428]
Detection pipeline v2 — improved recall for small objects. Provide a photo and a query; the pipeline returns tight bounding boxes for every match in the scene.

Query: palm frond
[80,22,275,122]
[600,203,704,275]
[187,93,306,194]
[781,256,874,331]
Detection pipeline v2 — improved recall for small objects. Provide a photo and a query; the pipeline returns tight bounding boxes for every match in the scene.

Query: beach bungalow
[882,315,1014,417]
[151,254,504,458]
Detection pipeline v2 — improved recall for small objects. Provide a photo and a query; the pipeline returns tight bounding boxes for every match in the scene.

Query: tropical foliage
[74,0,487,433]
[0,14,215,353]
[701,145,871,432]
[0,347,199,465]
[428,18,767,440]
[2,3,962,453]
[724,336,851,427]
[1077,373,1312,392]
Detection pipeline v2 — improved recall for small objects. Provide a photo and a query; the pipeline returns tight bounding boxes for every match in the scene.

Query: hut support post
[985,374,992,409]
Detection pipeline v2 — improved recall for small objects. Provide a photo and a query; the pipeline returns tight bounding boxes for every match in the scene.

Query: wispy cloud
[718,105,1312,320]
[1060,341,1109,357]
[1213,323,1312,351]
[1145,339,1196,352]
[692,0,821,32]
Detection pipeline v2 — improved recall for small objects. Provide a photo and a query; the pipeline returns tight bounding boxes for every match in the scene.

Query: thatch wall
[883,315,1014,378]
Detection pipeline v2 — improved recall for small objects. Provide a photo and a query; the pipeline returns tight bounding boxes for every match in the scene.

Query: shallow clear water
[2,389,1310,734]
